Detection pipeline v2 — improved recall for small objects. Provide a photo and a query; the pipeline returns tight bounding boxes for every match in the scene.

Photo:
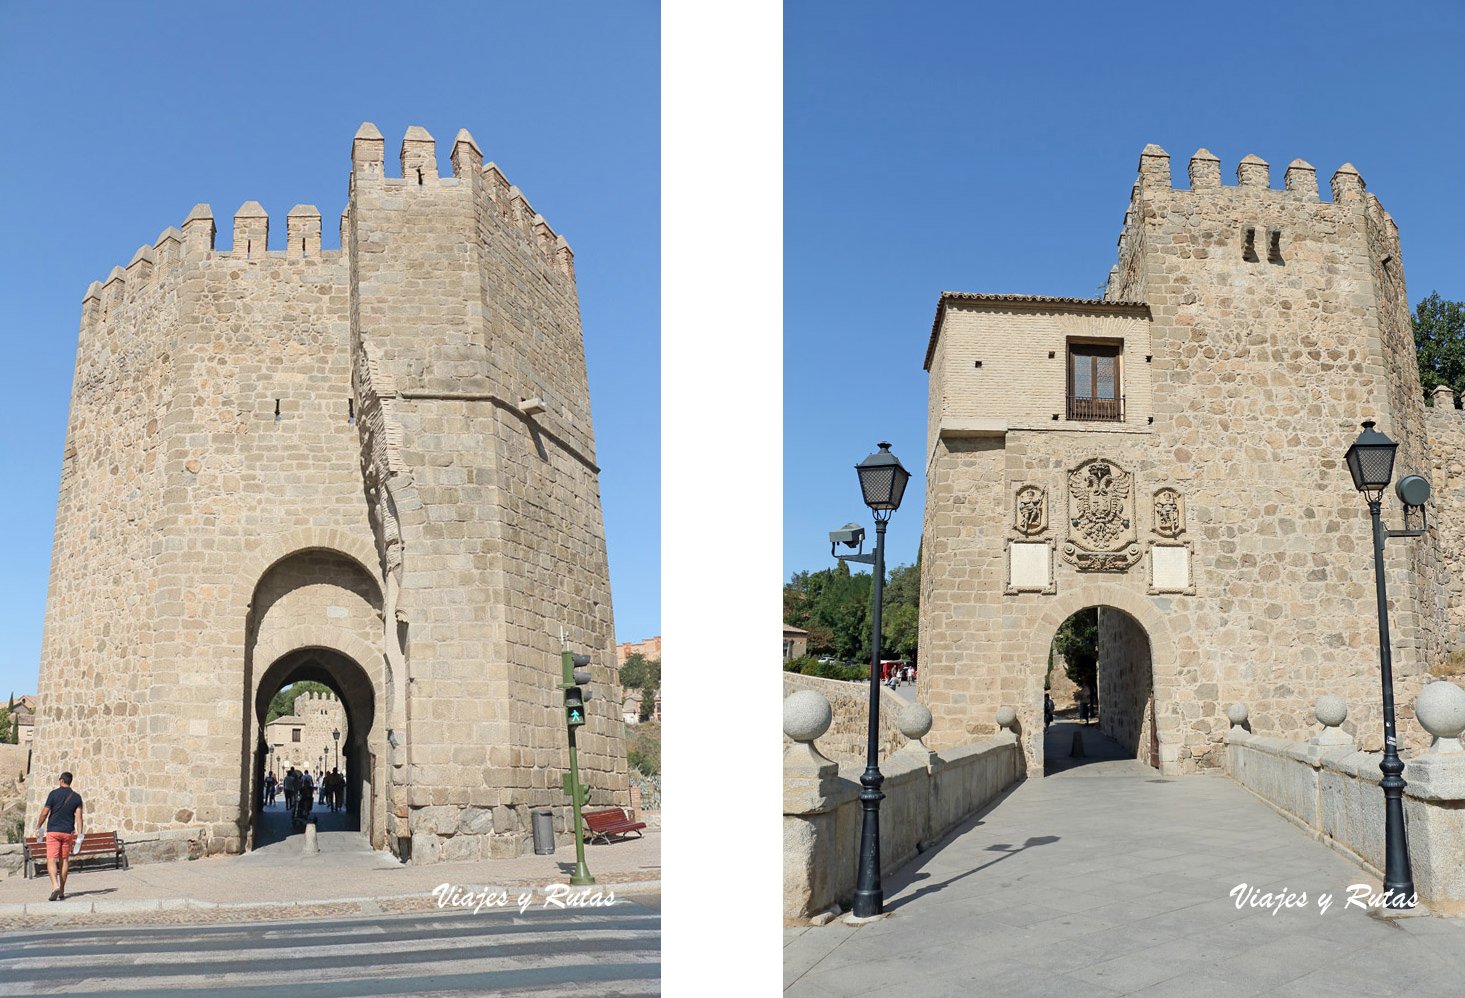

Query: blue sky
[0,2,659,699]
[784,0,1465,584]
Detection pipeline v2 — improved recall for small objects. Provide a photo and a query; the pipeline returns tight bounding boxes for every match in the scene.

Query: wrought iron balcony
[1066,395,1125,423]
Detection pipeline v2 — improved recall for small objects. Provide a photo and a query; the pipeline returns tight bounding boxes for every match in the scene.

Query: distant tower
[28,124,626,863]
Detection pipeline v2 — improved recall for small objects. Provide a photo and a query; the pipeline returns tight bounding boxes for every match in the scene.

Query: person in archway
[1044,693,1054,730]
[264,771,278,808]
[283,767,299,813]
[301,770,315,814]
[34,771,84,902]
[327,768,344,812]
[1078,687,1091,726]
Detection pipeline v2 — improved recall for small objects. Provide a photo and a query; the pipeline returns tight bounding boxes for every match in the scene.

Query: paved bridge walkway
[785,723,1465,996]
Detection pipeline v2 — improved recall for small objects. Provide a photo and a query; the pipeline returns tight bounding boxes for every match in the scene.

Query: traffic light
[565,686,586,727]
[560,651,591,688]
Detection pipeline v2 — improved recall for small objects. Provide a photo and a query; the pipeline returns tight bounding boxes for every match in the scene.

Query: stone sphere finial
[897,702,932,742]
[995,706,1017,731]
[1226,703,1248,727]
[1315,696,1348,729]
[1415,681,1465,754]
[784,691,832,743]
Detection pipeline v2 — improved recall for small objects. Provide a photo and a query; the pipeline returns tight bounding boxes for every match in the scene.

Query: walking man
[34,772,84,902]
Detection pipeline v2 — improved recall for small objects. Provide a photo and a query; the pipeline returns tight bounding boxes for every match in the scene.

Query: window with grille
[1067,342,1124,422]
[292,729,302,742]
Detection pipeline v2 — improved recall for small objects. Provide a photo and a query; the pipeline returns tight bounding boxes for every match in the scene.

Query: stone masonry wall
[347,126,624,862]
[1097,607,1155,764]
[1426,391,1465,655]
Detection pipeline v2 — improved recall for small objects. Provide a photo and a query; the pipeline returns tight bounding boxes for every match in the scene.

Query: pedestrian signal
[565,686,586,727]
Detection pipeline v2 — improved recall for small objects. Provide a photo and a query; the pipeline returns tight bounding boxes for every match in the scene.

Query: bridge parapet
[1224,684,1465,908]
[783,691,1023,922]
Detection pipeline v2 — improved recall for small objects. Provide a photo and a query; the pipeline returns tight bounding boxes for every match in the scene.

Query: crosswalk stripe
[0,904,660,996]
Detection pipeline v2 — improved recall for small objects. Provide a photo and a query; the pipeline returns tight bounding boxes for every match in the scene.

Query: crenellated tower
[920,144,1461,776]
[28,123,625,865]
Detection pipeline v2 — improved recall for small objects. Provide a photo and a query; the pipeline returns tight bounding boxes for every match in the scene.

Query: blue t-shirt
[43,787,83,834]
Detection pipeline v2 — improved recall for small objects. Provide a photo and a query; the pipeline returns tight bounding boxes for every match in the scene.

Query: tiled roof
[924,293,1150,370]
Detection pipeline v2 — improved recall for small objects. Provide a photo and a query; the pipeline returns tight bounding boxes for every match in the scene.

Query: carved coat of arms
[1153,487,1185,538]
[1014,485,1047,535]
[1063,458,1140,570]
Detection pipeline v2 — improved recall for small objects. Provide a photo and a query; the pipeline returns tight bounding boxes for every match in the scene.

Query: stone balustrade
[1223,681,1465,908]
[783,690,1023,921]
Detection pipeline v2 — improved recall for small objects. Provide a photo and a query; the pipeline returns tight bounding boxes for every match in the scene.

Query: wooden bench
[22,832,128,879]
[582,807,646,845]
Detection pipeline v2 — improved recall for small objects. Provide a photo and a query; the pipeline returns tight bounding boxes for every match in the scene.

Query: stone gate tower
[27,123,628,863]
[919,146,1465,776]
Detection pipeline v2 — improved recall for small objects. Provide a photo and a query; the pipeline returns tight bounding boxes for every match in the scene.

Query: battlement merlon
[401,125,438,182]
[183,204,216,254]
[286,205,322,259]
[233,202,268,260]
[1130,145,1378,211]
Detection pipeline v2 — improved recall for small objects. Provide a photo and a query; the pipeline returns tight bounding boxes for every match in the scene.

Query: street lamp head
[856,442,910,516]
[333,728,340,741]
[1345,420,1397,497]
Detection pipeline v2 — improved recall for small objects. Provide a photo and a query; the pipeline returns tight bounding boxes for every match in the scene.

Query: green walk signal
[565,686,586,727]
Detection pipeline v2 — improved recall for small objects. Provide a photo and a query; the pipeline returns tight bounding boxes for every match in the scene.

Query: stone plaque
[1014,485,1047,536]
[1151,544,1191,592]
[1154,487,1185,538]
[1063,458,1140,571]
[1008,541,1053,593]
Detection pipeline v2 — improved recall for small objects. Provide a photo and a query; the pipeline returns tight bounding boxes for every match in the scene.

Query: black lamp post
[333,727,340,771]
[1344,419,1431,909]
[832,442,911,919]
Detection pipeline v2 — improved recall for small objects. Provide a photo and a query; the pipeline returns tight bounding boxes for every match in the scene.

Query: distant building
[617,635,661,667]
[263,691,347,777]
[9,695,36,746]
[783,625,808,661]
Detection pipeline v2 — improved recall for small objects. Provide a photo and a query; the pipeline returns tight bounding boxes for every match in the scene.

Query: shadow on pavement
[885,834,1061,912]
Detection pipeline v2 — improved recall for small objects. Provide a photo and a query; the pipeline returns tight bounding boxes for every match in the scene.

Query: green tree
[619,653,661,723]
[266,681,333,723]
[785,555,924,665]
[1413,292,1465,404]
[881,561,921,663]
[1053,608,1099,693]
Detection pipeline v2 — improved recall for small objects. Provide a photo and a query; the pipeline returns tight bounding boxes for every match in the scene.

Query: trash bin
[532,809,556,855]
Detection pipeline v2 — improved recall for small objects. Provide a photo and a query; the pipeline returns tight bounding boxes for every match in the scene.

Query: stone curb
[0,878,661,919]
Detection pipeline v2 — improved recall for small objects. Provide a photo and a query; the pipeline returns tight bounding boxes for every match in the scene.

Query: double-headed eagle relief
[1063,458,1141,570]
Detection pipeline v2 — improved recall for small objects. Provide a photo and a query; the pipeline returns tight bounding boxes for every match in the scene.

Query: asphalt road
[0,896,661,996]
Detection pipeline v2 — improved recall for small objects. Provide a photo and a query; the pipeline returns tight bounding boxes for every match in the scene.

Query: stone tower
[27,123,627,863]
[919,146,1464,776]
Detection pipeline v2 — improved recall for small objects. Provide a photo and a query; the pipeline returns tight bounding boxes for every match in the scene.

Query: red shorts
[44,832,76,860]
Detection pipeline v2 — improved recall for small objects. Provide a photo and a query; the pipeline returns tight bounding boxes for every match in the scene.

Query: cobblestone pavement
[784,725,1465,997]
[0,819,659,930]
[0,899,660,995]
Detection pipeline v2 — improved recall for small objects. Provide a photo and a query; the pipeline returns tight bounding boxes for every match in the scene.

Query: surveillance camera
[828,523,866,547]
[1396,475,1430,508]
